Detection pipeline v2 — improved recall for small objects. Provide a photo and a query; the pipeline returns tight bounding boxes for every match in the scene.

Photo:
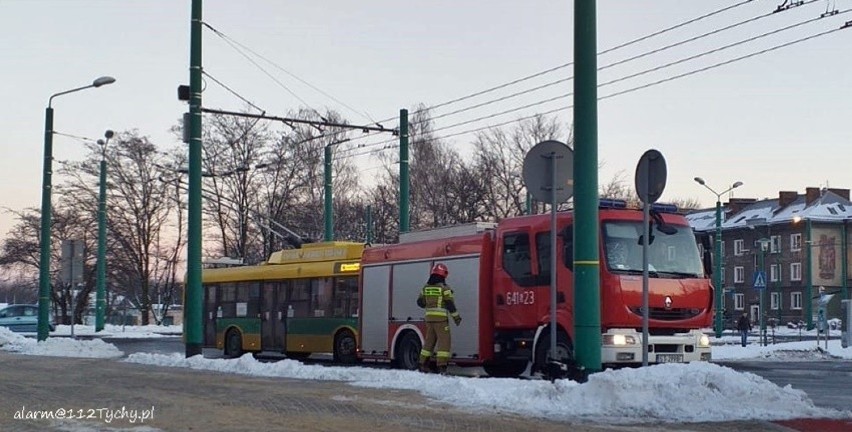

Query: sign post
[522,140,573,380]
[634,149,667,366]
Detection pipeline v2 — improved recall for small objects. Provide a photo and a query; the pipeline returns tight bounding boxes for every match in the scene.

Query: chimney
[805,187,821,206]
[725,198,757,215]
[778,191,798,208]
[827,188,850,201]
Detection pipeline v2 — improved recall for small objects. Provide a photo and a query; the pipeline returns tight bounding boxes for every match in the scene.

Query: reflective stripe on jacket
[418,283,458,322]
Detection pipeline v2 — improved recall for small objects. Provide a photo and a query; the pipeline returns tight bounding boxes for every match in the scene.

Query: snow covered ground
[52,323,182,339]
[2,325,851,424]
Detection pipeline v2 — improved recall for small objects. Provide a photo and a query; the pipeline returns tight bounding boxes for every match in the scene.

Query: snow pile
[53,324,181,339]
[0,327,124,358]
[713,340,852,361]
[125,353,849,423]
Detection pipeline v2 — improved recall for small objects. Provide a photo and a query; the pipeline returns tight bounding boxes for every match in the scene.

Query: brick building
[686,187,851,329]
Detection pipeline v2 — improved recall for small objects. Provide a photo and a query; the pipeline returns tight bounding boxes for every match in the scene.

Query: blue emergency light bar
[651,203,679,213]
[597,198,679,213]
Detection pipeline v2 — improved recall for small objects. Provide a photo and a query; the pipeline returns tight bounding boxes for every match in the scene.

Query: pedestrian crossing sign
[753,271,766,289]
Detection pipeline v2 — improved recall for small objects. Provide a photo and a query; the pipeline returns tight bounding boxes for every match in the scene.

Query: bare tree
[60,131,179,325]
[472,115,567,219]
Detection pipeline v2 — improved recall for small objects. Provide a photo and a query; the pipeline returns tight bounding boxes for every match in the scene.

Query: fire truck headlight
[603,334,637,346]
[698,334,711,347]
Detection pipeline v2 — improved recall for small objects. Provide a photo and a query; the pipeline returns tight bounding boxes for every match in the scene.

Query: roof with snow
[687,190,852,232]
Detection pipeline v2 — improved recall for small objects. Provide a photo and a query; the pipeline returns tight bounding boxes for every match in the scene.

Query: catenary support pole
[185,0,204,358]
[573,0,602,373]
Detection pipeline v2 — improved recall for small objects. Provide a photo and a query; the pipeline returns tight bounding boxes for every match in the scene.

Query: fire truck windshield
[603,221,703,278]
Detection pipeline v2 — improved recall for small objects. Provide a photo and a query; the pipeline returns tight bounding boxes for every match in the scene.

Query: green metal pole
[842,223,848,300]
[525,192,532,215]
[185,0,204,357]
[806,218,813,330]
[366,205,373,244]
[324,145,333,241]
[95,158,107,332]
[399,108,410,233]
[37,106,54,341]
[573,0,601,373]
[713,200,723,338]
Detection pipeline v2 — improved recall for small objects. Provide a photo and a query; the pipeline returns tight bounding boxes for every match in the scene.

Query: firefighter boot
[438,365,448,376]
[419,362,430,373]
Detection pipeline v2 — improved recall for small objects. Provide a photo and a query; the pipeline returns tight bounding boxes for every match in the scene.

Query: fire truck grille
[629,307,702,321]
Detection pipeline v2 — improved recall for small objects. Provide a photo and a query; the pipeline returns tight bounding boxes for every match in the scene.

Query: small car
[0,304,55,333]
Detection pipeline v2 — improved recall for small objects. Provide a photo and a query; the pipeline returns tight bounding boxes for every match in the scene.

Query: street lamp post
[95,130,114,332]
[37,76,116,341]
[694,177,744,338]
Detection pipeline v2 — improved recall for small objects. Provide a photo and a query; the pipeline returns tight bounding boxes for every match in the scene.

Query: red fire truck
[357,200,713,377]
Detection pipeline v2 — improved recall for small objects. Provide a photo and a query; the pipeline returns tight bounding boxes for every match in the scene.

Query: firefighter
[416,263,462,374]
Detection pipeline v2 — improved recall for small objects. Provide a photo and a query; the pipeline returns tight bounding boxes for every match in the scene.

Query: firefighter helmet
[430,263,449,278]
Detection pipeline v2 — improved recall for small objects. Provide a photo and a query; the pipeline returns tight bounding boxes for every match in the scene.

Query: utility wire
[353,8,848,152]
[203,21,377,124]
[202,22,314,111]
[598,8,849,89]
[403,0,757,118]
[202,70,266,113]
[339,20,850,159]
[599,22,850,101]
[53,131,98,143]
[406,0,822,126]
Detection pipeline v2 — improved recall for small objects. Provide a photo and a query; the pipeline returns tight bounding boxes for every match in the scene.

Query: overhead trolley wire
[340,19,851,160]
[202,21,377,124]
[404,0,757,118]
[416,0,822,126]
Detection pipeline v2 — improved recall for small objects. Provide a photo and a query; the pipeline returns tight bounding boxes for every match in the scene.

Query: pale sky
[2,0,850,240]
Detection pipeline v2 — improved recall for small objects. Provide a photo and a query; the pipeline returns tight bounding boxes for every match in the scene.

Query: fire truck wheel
[394,331,422,370]
[224,328,243,358]
[333,329,358,364]
[533,330,574,375]
[483,361,528,378]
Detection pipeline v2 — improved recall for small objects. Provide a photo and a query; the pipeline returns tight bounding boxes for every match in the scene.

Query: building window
[770,292,780,310]
[790,262,802,281]
[734,239,745,256]
[734,266,744,283]
[791,233,802,252]
[791,292,802,310]
[770,235,781,253]
[734,293,745,310]
[770,264,781,282]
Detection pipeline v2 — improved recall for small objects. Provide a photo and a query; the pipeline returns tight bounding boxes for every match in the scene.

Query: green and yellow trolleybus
[201,241,364,363]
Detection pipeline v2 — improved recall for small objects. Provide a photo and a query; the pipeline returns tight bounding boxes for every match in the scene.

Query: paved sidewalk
[0,352,834,432]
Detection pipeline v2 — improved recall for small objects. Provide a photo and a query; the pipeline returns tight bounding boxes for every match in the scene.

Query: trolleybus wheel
[333,329,358,364]
[483,360,528,378]
[224,328,243,358]
[394,331,422,370]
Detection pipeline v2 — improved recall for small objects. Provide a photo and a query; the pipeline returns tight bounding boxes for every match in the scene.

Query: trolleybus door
[261,282,287,351]
[203,284,217,346]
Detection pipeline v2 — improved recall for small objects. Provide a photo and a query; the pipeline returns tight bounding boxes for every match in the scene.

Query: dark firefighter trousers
[419,320,451,367]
